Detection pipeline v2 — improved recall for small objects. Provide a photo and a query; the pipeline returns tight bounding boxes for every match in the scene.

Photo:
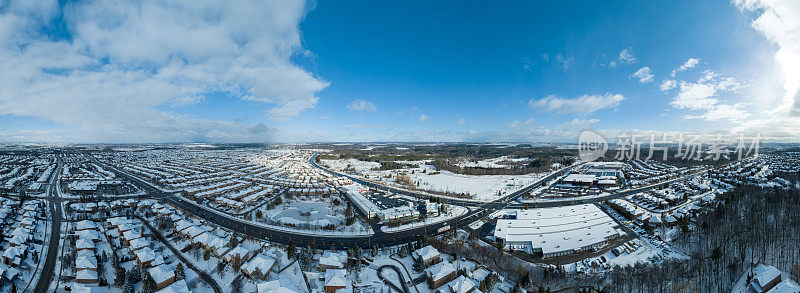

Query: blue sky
[0,0,798,142]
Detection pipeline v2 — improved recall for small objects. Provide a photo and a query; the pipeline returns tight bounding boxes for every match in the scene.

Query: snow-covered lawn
[246,194,373,236]
[271,201,343,227]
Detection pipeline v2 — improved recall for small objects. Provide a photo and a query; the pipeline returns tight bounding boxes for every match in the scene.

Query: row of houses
[2,200,42,270]
[151,200,312,293]
[100,217,185,291]
[73,220,100,284]
[413,245,491,293]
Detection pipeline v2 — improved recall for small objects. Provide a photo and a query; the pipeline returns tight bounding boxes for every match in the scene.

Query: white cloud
[541,53,550,62]
[529,93,625,114]
[458,118,466,126]
[619,48,638,64]
[552,118,600,135]
[556,54,575,70]
[346,99,377,112]
[670,58,700,76]
[669,69,751,122]
[660,79,677,92]
[506,118,533,129]
[671,81,719,110]
[734,0,800,115]
[170,95,207,107]
[715,76,743,92]
[684,103,751,121]
[608,61,617,68]
[631,66,654,83]
[0,0,326,142]
[418,114,428,122]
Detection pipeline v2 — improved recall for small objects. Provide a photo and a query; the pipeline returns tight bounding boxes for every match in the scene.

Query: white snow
[321,159,381,172]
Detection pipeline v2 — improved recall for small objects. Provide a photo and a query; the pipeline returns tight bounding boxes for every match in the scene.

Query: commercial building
[493,204,622,258]
[341,184,421,223]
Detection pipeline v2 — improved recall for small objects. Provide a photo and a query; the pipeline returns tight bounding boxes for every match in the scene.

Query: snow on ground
[249,194,373,235]
[321,158,381,172]
[388,169,543,200]
[468,220,485,230]
[271,201,343,228]
[393,160,432,166]
[456,156,529,169]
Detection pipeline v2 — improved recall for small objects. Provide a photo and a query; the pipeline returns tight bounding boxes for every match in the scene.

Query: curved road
[88,153,707,250]
[377,265,409,293]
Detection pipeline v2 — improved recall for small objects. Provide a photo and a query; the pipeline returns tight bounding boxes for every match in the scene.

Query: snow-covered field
[456,156,529,169]
[321,158,380,172]
[248,194,373,235]
[371,168,544,201]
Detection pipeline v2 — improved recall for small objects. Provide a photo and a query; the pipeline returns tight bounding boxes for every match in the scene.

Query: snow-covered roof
[319,251,347,269]
[174,220,192,232]
[148,264,176,285]
[770,279,800,293]
[122,230,142,241]
[72,283,103,292]
[135,247,157,264]
[413,245,441,262]
[76,220,98,231]
[156,280,190,293]
[2,246,24,260]
[76,238,94,250]
[76,230,100,241]
[563,174,595,183]
[425,260,456,283]
[242,254,277,276]
[76,269,98,281]
[223,246,250,262]
[324,269,347,287]
[446,275,478,293]
[494,204,620,256]
[129,238,149,251]
[76,255,98,270]
[257,280,299,293]
[752,264,782,292]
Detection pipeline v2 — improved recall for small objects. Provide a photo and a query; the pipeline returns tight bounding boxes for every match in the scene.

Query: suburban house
[750,264,783,293]
[413,245,442,266]
[241,254,278,280]
[426,260,457,290]
[324,269,348,293]
[148,264,177,290]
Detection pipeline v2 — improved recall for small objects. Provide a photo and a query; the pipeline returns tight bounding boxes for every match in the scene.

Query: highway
[89,154,568,249]
[88,153,707,250]
[34,158,62,293]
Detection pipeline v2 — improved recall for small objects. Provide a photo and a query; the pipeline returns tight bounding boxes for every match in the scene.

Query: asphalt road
[91,155,567,249]
[88,153,705,250]
[34,158,62,293]
[377,265,409,293]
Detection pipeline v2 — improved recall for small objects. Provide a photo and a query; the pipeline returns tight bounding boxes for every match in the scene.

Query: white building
[493,204,622,258]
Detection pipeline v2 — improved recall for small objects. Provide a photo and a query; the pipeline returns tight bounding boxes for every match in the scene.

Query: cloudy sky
[0,0,798,143]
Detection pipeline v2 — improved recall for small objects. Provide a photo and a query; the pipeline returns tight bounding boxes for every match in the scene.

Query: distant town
[0,143,797,293]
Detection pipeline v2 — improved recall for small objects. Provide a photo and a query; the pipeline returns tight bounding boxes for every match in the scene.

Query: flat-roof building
[493,204,622,258]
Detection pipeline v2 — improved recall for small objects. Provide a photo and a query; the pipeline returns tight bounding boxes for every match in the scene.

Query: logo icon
[578,130,608,162]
